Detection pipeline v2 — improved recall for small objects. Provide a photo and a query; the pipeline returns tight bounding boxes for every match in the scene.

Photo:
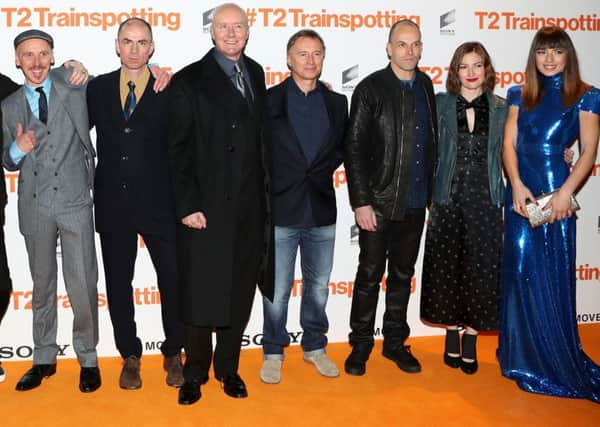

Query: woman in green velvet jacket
[420,42,507,375]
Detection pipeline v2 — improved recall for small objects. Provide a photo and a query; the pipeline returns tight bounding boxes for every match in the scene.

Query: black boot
[460,333,478,374]
[346,276,379,376]
[444,329,461,368]
[344,342,373,376]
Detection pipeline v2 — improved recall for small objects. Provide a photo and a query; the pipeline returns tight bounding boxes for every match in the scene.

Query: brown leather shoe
[119,356,142,390]
[163,353,184,387]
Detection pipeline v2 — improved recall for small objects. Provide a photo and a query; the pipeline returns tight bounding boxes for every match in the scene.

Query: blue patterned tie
[124,81,136,120]
[35,87,48,124]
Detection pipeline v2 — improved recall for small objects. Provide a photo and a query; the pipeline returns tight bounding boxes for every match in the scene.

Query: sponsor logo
[202,7,215,33]
[440,9,456,35]
[577,312,600,323]
[350,224,360,245]
[145,340,164,351]
[241,331,302,347]
[0,6,181,30]
[342,64,359,92]
[475,11,600,32]
[0,344,70,359]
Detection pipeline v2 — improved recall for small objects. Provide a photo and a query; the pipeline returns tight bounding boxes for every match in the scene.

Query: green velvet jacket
[432,92,507,207]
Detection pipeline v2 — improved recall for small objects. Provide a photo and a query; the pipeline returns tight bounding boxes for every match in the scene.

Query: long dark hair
[446,41,496,94]
[522,26,589,110]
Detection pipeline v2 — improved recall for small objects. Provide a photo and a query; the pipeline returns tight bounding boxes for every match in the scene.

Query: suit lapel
[128,74,157,122]
[244,57,263,115]
[51,76,89,149]
[311,84,337,164]
[107,71,125,125]
[275,81,308,165]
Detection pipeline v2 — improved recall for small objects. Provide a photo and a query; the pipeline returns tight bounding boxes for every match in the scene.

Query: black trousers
[0,226,12,323]
[100,223,184,358]
[349,209,425,348]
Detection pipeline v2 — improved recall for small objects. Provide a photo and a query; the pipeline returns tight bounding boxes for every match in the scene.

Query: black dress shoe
[79,367,101,393]
[178,380,202,405]
[344,344,373,376]
[382,345,422,373]
[444,329,461,369]
[218,373,248,398]
[16,364,57,391]
[460,358,478,374]
[200,374,209,385]
[444,352,461,368]
[344,350,366,376]
[460,333,478,375]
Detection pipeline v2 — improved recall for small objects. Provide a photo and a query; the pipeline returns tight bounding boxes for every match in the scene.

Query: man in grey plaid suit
[1,29,100,393]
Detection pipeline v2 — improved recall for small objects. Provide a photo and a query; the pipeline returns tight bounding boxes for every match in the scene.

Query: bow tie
[458,94,486,110]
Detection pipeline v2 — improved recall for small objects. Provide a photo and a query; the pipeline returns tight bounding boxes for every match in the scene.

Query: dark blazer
[0,73,19,221]
[87,70,176,233]
[268,78,348,226]
[168,48,274,326]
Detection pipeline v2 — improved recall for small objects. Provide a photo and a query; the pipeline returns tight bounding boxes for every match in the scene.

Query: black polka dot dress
[420,94,502,331]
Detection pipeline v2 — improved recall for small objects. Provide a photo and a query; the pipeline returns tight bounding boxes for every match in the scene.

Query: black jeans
[349,209,425,348]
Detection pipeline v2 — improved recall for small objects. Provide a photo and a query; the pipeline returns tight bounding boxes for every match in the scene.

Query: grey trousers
[23,204,98,367]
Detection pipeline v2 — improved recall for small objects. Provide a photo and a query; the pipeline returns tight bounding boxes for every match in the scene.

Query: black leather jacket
[344,65,437,220]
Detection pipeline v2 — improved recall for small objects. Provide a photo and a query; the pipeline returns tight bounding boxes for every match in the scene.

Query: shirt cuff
[9,141,26,164]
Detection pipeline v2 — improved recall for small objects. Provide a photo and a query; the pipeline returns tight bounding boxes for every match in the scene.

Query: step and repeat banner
[0,0,598,360]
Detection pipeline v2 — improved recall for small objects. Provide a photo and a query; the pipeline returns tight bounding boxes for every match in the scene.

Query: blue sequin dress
[499,74,600,403]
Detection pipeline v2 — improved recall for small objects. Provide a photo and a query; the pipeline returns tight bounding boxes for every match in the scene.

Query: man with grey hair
[169,3,274,404]
[344,19,437,376]
[260,29,347,384]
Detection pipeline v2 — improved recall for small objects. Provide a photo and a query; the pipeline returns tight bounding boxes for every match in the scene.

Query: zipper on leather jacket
[421,89,437,203]
[390,87,405,218]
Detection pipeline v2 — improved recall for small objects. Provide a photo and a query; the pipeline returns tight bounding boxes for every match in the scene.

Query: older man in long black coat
[168,3,274,405]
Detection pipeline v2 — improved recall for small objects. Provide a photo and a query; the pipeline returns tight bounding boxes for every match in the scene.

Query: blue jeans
[262,224,335,359]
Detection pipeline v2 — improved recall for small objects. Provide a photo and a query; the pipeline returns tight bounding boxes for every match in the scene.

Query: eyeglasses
[213,23,248,34]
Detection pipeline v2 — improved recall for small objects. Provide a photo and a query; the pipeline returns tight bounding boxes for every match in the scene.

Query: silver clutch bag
[525,190,580,228]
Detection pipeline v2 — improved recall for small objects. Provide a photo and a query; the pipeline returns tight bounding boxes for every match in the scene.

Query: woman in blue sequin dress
[500,26,600,403]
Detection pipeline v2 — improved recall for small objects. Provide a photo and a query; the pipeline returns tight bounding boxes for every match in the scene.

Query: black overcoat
[168,49,274,326]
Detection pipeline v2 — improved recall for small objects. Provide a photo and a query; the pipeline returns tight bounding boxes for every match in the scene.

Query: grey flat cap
[14,29,54,49]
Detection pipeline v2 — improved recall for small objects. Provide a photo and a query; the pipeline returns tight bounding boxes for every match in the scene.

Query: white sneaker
[260,359,282,384]
[304,353,339,378]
